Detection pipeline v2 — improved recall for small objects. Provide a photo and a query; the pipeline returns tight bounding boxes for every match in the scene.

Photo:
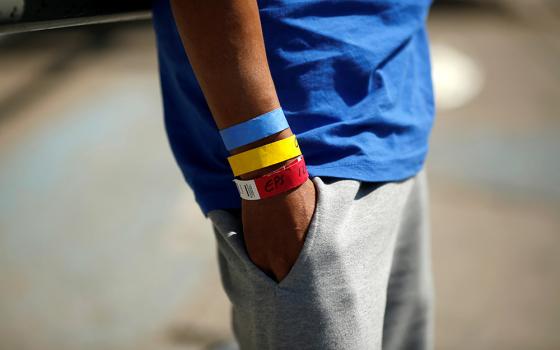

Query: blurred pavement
[0,3,559,349]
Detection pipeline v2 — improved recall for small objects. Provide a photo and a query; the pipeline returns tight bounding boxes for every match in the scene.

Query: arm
[170,0,316,281]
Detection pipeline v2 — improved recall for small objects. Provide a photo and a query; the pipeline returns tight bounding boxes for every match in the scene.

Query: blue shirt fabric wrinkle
[152,0,435,215]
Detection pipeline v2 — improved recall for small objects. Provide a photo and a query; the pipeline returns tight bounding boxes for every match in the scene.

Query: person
[152,0,434,349]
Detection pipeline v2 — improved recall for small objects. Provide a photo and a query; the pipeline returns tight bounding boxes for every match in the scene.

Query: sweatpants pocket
[209,176,324,292]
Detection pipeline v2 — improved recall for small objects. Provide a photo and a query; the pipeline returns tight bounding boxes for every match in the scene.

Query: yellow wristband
[227,135,302,176]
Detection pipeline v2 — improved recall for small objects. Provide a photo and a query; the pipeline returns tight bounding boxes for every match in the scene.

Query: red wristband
[233,156,308,200]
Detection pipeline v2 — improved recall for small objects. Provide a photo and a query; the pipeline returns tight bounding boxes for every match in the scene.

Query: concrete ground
[0,3,559,350]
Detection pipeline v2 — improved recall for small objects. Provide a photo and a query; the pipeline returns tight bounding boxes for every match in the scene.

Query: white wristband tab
[234,179,261,200]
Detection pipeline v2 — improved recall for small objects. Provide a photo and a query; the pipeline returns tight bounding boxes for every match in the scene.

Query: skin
[170,0,316,282]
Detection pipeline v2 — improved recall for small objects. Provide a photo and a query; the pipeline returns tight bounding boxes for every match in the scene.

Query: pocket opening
[209,176,325,291]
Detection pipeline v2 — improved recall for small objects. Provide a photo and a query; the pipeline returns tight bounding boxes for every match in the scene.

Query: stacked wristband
[233,156,308,200]
[220,108,289,151]
[219,108,308,200]
[227,134,301,177]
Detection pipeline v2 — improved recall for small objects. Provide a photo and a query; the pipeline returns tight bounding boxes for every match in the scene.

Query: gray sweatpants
[208,172,433,350]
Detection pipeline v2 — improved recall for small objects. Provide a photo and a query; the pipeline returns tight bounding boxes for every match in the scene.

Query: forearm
[169,0,279,129]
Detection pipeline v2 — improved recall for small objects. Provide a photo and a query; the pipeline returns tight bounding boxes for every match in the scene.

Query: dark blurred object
[433,0,560,14]
[0,0,151,34]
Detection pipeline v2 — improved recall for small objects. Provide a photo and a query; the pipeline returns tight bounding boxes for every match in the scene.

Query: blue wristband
[219,108,289,151]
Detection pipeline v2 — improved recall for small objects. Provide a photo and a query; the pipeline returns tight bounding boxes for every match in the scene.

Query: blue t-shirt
[152,0,434,215]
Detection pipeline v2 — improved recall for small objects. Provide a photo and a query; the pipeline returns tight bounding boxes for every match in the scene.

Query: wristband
[233,156,308,200]
[219,108,289,151]
[227,134,301,176]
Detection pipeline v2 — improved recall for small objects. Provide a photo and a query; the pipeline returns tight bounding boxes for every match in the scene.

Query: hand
[242,178,316,282]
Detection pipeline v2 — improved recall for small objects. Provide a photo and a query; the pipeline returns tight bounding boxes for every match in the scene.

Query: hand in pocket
[242,178,316,282]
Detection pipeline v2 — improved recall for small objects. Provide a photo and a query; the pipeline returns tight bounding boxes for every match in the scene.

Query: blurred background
[0,0,559,349]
